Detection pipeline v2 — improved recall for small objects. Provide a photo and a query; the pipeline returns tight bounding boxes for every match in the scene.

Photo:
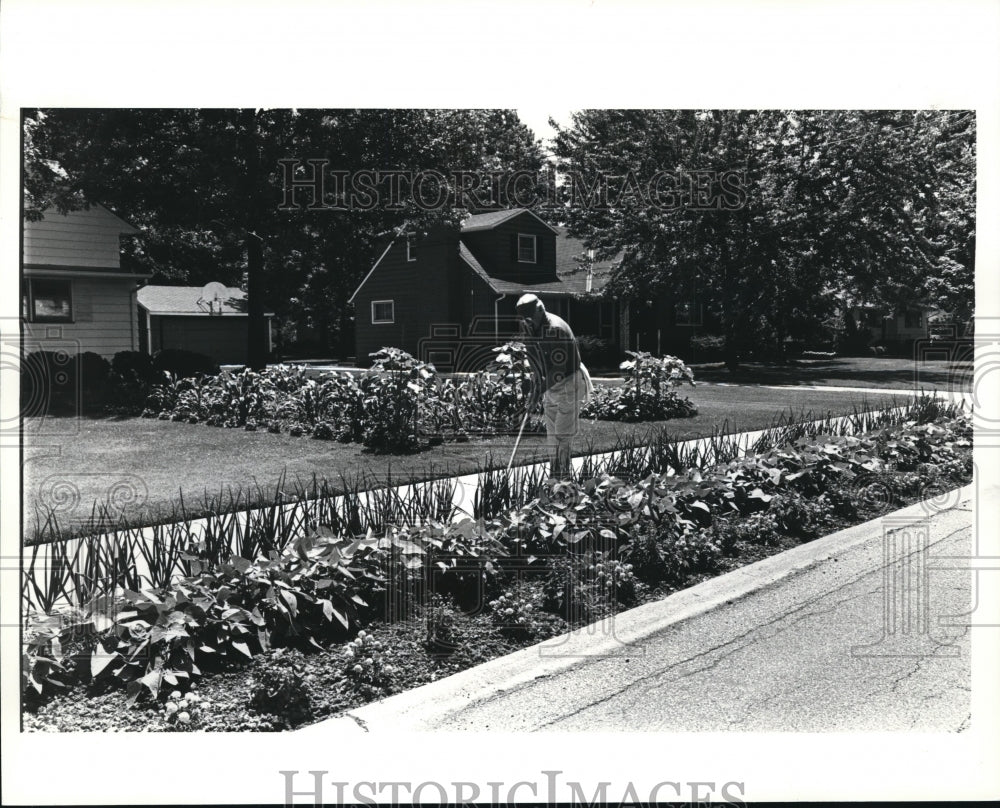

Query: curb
[298,482,974,734]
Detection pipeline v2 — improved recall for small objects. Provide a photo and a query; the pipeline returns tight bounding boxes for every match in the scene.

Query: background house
[350,209,623,368]
[137,284,275,366]
[849,303,942,355]
[21,204,148,359]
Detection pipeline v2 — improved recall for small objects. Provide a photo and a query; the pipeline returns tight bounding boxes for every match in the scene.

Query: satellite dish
[198,281,229,315]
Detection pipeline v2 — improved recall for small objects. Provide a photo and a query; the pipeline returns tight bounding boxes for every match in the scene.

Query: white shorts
[543,368,589,443]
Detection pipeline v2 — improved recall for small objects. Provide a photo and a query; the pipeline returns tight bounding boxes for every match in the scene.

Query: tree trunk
[723,309,741,370]
[241,108,268,371]
[246,232,267,370]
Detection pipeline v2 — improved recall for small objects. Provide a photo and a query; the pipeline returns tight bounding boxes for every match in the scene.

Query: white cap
[515,293,545,314]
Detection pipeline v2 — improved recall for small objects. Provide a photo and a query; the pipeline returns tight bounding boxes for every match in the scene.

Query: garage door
[159,317,249,364]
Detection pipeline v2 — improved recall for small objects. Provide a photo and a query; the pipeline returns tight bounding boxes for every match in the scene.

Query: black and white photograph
[2,1,998,805]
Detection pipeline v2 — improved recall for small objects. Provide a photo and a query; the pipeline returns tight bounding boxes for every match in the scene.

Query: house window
[406,234,416,262]
[24,278,73,323]
[904,309,923,328]
[371,300,394,324]
[863,311,883,328]
[517,233,536,263]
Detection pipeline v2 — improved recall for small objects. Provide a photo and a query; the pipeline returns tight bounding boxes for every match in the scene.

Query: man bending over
[515,293,593,478]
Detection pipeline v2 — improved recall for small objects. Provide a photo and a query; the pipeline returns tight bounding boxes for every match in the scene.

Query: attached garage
[137,284,274,365]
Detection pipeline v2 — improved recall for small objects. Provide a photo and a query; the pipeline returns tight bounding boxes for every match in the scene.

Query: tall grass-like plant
[21,407,973,708]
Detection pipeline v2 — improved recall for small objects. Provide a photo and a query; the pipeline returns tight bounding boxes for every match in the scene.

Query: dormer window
[517,233,536,264]
[406,234,416,262]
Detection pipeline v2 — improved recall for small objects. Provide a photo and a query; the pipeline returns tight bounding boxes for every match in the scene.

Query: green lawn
[22,383,909,540]
[687,356,972,390]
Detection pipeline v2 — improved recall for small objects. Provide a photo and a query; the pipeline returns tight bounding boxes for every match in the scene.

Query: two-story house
[349,208,623,369]
[22,203,149,359]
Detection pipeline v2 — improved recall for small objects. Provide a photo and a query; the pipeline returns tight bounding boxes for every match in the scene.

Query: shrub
[202,368,274,426]
[21,350,111,415]
[577,335,617,370]
[162,686,211,731]
[488,591,535,639]
[437,341,540,437]
[542,551,645,621]
[342,630,395,699]
[624,505,735,582]
[312,421,336,440]
[688,333,726,363]
[710,512,781,554]
[657,526,723,583]
[107,369,155,416]
[582,352,697,422]
[817,486,858,520]
[360,348,431,453]
[249,652,312,724]
[22,409,974,710]
[423,596,463,654]
[488,590,566,640]
[769,493,826,539]
[619,527,672,584]
[78,352,112,407]
[111,350,157,384]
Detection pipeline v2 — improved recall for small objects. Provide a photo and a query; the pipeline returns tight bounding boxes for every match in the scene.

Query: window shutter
[536,237,543,264]
[510,234,518,262]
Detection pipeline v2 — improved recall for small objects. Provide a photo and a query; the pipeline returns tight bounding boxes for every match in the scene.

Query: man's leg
[543,388,560,478]
[550,378,580,478]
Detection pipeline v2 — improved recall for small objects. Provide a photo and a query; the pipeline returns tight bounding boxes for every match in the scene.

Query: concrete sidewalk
[300,485,974,734]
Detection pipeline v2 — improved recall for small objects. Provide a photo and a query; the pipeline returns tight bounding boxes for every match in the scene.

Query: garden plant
[21,396,973,731]
[130,346,697,453]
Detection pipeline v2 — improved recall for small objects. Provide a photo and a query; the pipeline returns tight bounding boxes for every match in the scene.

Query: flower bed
[140,345,543,453]
[581,351,696,421]
[138,347,698,453]
[22,399,972,731]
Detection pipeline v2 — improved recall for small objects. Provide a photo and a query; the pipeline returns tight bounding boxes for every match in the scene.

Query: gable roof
[25,202,141,235]
[458,226,618,298]
[461,208,560,234]
[350,210,620,304]
[91,202,141,235]
[137,285,274,317]
[23,202,143,274]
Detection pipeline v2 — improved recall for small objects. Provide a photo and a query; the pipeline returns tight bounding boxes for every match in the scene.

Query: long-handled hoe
[506,408,532,473]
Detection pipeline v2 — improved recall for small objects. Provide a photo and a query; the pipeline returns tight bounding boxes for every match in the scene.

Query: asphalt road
[411,505,973,732]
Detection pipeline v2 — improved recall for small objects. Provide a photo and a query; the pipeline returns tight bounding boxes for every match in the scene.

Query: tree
[25,108,549,364]
[551,109,975,367]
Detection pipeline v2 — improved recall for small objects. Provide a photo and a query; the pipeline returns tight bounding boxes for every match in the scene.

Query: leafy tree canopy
[552,109,975,362]
[24,108,549,352]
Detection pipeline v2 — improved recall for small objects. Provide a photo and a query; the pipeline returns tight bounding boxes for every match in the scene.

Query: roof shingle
[137,285,273,316]
[457,225,618,298]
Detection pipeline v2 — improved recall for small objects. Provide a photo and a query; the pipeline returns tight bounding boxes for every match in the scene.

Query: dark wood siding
[461,212,557,285]
[353,227,460,365]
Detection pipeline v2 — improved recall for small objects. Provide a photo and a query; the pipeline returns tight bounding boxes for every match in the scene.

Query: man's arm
[540,315,580,387]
